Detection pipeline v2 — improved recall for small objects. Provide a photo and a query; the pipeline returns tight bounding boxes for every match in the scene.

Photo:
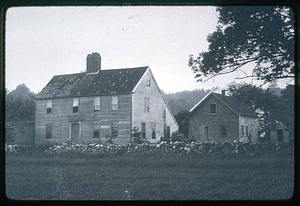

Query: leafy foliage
[5,84,36,121]
[163,89,210,115]
[174,110,189,138]
[228,83,294,135]
[189,6,294,83]
[131,126,146,144]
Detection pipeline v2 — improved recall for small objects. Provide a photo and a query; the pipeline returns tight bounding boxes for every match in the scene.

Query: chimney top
[222,90,226,96]
[86,52,101,73]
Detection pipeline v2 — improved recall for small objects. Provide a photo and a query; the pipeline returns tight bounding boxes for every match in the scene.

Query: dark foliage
[5,84,36,121]
[228,83,294,135]
[189,6,294,83]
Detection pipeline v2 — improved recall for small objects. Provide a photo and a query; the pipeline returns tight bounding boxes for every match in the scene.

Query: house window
[246,125,249,137]
[241,125,244,136]
[167,126,171,139]
[93,122,100,138]
[73,98,79,113]
[47,100,52,113]
[46,124,52,139]
[144,97,150,113]
[141,123,146,138]
[162,105,166,118]
[111,121,118,138]
[94,97,100,111]
[210,103,216,114]
[111,96,118,111]
[147,73,150,86]
[220,125,227,136]
[151,123,156,139]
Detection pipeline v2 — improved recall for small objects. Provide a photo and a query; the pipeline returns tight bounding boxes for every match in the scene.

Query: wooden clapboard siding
[35,94,131,144]
[132,69,179,143]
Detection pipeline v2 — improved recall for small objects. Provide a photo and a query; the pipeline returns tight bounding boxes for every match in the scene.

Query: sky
[5,6,293,94]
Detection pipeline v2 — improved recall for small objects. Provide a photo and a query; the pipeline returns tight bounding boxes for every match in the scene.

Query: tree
[227,83,281,133]
[5,84,35,121]
[279,85,294,137]
[174,110,189,138]
[189,6,294,83]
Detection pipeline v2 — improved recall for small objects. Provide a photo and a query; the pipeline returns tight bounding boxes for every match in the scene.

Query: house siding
[188,95,239,142]
[132,69,178,143]
[239,116,259,143]
[35,94,131,145]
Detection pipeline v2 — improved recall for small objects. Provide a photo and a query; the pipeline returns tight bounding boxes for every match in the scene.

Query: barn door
[71,123,80,144]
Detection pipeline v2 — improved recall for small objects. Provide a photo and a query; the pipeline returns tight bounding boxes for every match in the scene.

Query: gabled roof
[188,91,258,118]
[36,67,149,99]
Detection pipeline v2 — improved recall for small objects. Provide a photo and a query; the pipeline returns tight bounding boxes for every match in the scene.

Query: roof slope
[188,91,258,118]
[212,93,258,118]
[36,67,148,99]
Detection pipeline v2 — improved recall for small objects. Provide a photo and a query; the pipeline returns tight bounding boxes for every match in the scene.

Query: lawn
[5,151,294,200]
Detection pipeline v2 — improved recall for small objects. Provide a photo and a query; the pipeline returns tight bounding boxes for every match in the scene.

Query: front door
[71,123,80,144]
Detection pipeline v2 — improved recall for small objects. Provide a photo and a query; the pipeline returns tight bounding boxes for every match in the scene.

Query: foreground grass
[5,151,294,200]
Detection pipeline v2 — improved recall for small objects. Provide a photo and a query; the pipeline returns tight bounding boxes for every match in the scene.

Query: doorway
[71,123,80,144]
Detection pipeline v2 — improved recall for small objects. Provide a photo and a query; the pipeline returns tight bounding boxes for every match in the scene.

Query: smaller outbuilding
[186,88,259,143]
[264,120,289,143]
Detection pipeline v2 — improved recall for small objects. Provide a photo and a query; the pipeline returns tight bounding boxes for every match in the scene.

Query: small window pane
[93,122,100,138]
[111,121,118,138]
[220,125,227,136]
[47,100,52,113]
[151,123,156,139]
[141,123,146,138]
[46,124,52,139]
[144,98,150,113]
[241,125,244,136]
[147,73,150,86]
[94,97,100,111]
[73,98,79,113]
[162,105,166,118]
[112,96,118,110]
[210,104,216,114]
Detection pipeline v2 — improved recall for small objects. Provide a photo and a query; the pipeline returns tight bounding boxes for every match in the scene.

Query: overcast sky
[5,6,293,94]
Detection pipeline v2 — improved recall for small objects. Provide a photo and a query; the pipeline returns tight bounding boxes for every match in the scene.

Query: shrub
[171,131,184,142]
[130,126,146,144]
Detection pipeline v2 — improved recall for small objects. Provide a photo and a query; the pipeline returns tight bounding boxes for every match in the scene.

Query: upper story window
[47,100,52,113]
[73,98,79,113]
[147,73,151,86]
[94,97,100,111]
[210,103,217,114]
[111,96,118,111]
[144,97,150,113]
[162,105,166,118]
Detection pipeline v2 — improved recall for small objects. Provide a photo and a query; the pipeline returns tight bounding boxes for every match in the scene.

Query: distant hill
[162,89,211,116]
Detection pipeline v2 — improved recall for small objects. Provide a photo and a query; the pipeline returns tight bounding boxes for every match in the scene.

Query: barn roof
[188,90,258,118]
[212,93,258,118]
[36,67,149,99]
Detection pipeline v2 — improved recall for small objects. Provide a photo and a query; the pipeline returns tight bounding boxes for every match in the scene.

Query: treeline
[5,84,35,121]
[162,89,211,116]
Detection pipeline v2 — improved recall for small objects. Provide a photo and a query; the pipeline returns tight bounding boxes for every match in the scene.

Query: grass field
[5,151,294,200]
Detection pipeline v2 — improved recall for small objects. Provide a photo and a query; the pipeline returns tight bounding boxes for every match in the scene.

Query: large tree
[227,83,294,135]
[5,84,36,121]
[189,6,295,83]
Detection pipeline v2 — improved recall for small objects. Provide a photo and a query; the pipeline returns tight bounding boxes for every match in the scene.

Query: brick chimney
[222,90,226,96]
[86,52,101,73]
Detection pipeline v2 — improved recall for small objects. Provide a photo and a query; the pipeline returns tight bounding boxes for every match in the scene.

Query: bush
[131,127,146,144]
